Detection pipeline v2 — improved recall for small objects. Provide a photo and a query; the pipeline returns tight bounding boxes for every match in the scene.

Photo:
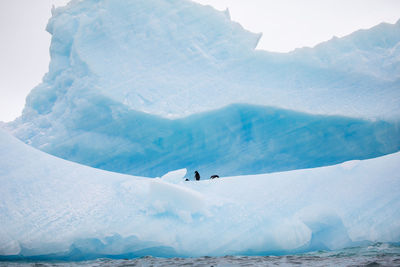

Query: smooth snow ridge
[1,129,400,259]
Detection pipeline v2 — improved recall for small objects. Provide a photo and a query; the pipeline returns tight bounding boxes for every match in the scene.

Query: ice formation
[1,129,399,259]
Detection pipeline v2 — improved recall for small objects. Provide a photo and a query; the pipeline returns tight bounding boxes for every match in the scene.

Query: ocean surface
[1,243,400,266]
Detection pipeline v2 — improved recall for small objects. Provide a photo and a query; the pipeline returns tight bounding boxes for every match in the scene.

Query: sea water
[1,243,399,266]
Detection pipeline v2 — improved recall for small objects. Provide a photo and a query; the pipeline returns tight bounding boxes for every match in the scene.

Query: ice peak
[224,8,231,20]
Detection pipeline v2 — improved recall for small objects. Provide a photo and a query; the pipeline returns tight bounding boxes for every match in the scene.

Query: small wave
[1,243,399,267]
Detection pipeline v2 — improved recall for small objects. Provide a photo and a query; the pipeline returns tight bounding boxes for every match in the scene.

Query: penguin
[194,171,200,181]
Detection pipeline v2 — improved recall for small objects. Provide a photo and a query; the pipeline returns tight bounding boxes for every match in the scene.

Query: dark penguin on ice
[194,171,200,181]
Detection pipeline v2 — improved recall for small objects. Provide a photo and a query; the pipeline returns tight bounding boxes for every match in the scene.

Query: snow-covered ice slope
[1,129,399,259]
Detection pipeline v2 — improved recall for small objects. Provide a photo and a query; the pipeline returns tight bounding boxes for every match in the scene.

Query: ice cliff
[1,129,400,259]
[6,0,400,177]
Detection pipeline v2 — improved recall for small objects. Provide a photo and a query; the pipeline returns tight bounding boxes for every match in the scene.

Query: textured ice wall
[1,129,400,259]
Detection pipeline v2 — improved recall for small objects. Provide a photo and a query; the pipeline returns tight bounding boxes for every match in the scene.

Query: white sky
[0,0,399,122]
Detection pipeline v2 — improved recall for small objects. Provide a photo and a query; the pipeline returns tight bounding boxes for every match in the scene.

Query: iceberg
[1,129,400,259]
[1,0,400,259]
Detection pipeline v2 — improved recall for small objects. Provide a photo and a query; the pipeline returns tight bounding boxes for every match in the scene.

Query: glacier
[6,0,400,176]
[1,129,400,259]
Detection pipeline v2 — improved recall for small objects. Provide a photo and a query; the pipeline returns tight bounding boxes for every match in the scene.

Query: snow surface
[1,129,399,259]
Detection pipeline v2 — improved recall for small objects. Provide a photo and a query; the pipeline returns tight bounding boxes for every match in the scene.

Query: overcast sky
[0,0,399,122]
